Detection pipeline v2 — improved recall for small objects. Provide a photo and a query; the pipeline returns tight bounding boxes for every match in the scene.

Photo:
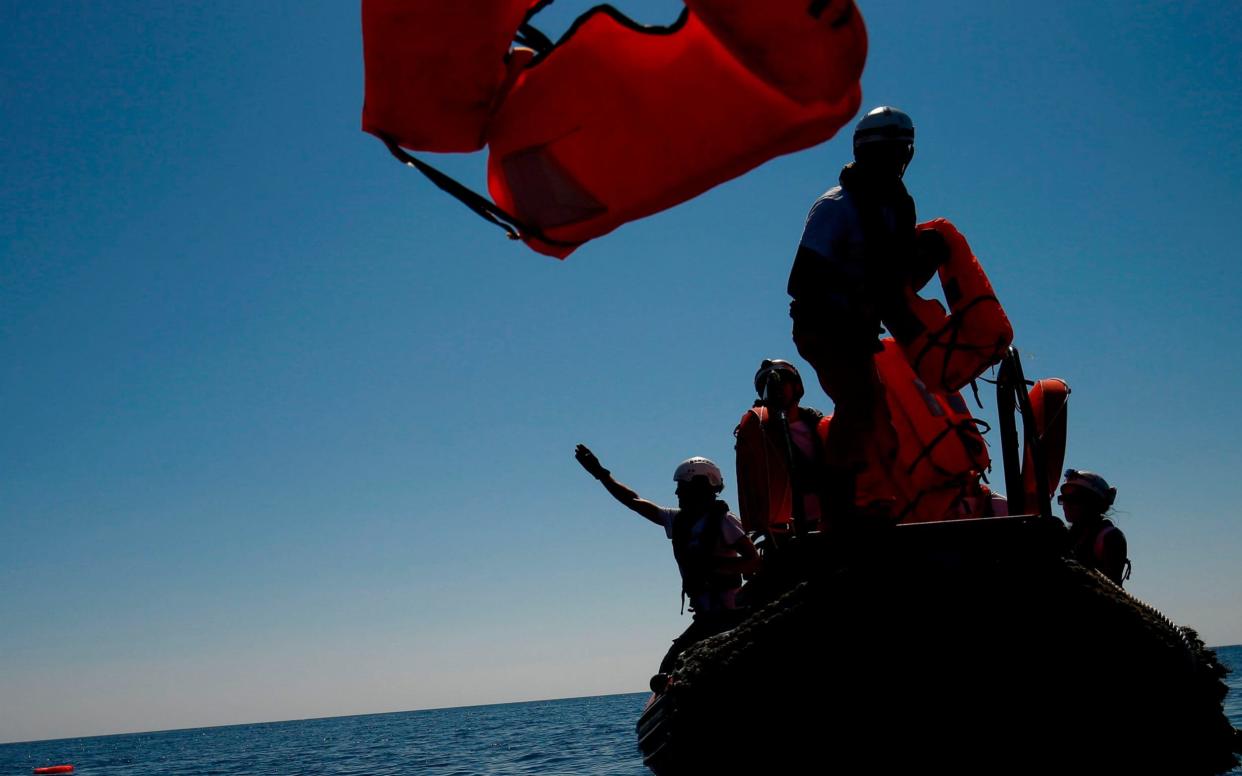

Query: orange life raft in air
[896,219,1014,393]
[362,0,867,257]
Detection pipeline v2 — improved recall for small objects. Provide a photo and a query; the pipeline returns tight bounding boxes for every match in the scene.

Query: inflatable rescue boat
[636,350,1241,776]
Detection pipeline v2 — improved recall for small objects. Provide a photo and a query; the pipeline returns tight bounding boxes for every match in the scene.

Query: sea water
[1225,644,1242,776]
[0,694,649,776]
[5,645,1241,775]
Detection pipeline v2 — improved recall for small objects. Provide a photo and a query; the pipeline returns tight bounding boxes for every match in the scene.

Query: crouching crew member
[1059,469,1130,585]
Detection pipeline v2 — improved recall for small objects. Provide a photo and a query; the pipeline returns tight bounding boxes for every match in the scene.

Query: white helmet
[673,457,724,491]
[1062,469,1116,507]
[853,106,915,151]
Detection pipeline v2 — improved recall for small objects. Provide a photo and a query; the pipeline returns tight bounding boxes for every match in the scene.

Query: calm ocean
[5,645,1241,775]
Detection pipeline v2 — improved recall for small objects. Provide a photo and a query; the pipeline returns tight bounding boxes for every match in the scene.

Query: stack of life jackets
[865,219,1013,521]
[737,220,1013,527]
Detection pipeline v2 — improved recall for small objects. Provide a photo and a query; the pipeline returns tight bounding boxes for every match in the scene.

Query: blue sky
[3,0,1241,743]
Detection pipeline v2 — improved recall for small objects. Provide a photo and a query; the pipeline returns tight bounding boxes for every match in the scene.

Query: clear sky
[3,0,1240,744]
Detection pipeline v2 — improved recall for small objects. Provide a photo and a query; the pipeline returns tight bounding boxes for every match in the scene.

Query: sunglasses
[1057,492,1093,505]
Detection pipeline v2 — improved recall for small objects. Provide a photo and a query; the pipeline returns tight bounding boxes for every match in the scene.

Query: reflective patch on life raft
[500,143,608,228]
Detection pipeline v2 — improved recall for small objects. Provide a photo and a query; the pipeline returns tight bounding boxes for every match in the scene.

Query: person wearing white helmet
[785,105,937,522]
[1059,469,1130,585]
[734,358,832,544]
[574,444,759,674]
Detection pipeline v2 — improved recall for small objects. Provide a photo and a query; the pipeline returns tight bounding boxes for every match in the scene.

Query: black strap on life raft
[515,0,556,49]
[516,0,556,53]
[378,136,580,252]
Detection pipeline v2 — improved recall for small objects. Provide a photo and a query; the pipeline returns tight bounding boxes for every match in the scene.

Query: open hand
[574,444,609,480]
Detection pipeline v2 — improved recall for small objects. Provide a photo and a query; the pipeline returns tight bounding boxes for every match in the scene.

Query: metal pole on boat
[1008,349,1053,519]
[996,349,1026,514]
[995,347,1053,519]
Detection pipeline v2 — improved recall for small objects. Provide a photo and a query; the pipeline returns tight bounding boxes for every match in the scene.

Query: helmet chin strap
[899,145,914,178]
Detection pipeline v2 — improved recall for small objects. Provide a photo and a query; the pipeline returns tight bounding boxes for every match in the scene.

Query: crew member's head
[673,457,724,509]
[754,359,804,411]
[1058,469,1116,524]
[853,105,915,179]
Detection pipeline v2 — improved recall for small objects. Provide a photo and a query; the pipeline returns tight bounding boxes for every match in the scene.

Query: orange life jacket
[362,1,867,257]
[734,406,831,535]
[896,219,1013,393]
[1022,378,1070,509]
[868,338,991,523]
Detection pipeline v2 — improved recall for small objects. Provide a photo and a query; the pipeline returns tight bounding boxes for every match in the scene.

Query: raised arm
[575,444,664,525]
